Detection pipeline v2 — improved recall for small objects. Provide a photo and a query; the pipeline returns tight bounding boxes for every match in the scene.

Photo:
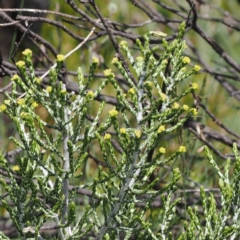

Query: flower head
[31,102,38,108]
[158,125,165,134]
[193,65,201,72]
[34,77,42,84]
[136,56,144,62]
[57,54,65,62]
[134,129,142,139]
[104,69,115,78]
[191,108,198,116]
[16,61,26,68]
[182,56,191,64]
[128,88,136,95]
[178,146,186,153]
[120,41,128,47]
[173,102,180,109]
[22,49,32,57]
[0,104,7,112]
[4,100,10,105]
[159,147,166,154]
[11,74,20,82]
[120,128,126,134]
[92,57,99,64]
[104,133,111,140]
[109,108,118,117]
[17,99,25,106]
[160,93,167,101]
[46,86,52,93]
[87,90,95,98]
[192,83,199,90]
[12,165,20,172]
[111,57,118,64]
[183,105,189,111]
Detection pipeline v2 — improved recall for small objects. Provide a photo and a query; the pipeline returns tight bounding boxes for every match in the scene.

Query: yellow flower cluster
[128,88,136,95]
[109,108,118,117]
[31,102,38,108]
[11,74,20,81]
[17,99,25,106]
[12,165,20,172]
[104,69,115,77]
[46,86,52,93]
[159,147,166,154]
[57,54,65,62]
[136,56,144,62]
[158,125,165,134]
[120,41,128,47]
[183,105,189,111]
[22,49,32,57]
[193,65,201,72]
[104,133,111,140]
[120,128,126,134]
[92,57,99,64]
[160,93,167,101]
[182,56,191,64]
[111,57,118,64]
[192,83,199,90]
[0,104,7,112]
[87,91,95,98]
[134,129,142,139]
[178,146,186,153]
[173,102,180,109]
[16,61,25,68]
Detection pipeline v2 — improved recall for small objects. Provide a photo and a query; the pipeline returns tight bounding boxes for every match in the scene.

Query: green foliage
[0,21,239,239]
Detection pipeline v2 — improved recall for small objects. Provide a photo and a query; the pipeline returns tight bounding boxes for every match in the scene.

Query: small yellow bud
[192,83,199,90]
[149,31,167,37]
[162,59,168,65]
[182,56,191,64]
[57,54,65,62]
[11,74,20,81]
[134,129,142,139]
[191,108,198,116]
[60,89,67,94]
[104,133,111,140]
[111,57,118,64]
[173,102,180,109]
[34,77,42,84]
[160,93,167,101]
[120,41,128,47]
[120,128,126,134]
[158,125,165,134]
[31,102,38,108]
[92,57,99,64]
[128,88,135,95]
[145,81,153,88]
[178,146,186,153]
[17,99,25,106]
[104,69,115,77]
[46,86,52,93]
[109,108,118,117]
[22,49,32,57]
[180,67,187,72]
[4,100,10,105]
[159,147,166,154]
[0,104,7,112]
[12,165,20,172]
[193,65,201,72]
[16,61,25,68]
[136,56,144,62]
[183,105,189,111]
[87,90,95,98]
